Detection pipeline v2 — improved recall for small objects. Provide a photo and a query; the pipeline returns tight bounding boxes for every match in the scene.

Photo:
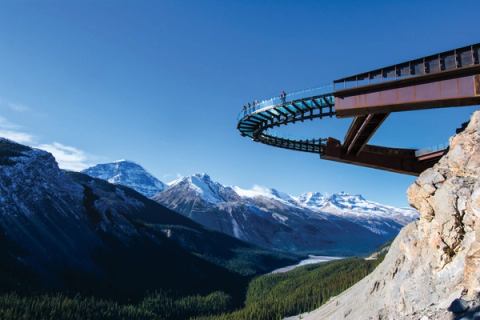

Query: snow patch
[231,216,242,238]
[233,185,295,204]
[272,213,289,223]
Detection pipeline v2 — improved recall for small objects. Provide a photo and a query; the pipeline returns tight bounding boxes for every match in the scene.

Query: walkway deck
[237,43,480,175]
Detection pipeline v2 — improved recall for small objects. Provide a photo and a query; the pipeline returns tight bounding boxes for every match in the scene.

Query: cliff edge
[289,110,480,320]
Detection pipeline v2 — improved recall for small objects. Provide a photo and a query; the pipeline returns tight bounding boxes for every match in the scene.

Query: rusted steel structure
[237,43,480,175]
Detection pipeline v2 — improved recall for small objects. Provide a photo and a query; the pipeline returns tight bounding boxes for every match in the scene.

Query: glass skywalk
[237,42,480,163]
[237,85,335,154]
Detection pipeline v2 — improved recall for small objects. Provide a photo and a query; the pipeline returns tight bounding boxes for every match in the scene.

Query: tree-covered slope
[202,257,384,320]
[0,138,296,302]
[0,256,385,320]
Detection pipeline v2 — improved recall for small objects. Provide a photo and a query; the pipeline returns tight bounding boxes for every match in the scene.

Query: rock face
[291,110,480,320]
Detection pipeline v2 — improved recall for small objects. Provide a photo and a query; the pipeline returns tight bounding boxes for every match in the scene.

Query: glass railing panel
[285,85,333,100]
[357,77,369,87]
[331,44,480,92]
[385,69,396,80]
[370,70,383,84]
[239,86,334,121]
[341,80,356,89]
[459,49,473,67]
[413,61,425,75]
[443,54,456,70]
[400,64,411,76]
[237,111,246,121]
[426,57,440,73]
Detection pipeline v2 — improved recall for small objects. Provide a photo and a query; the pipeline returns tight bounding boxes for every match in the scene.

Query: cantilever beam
[343,113,389,155]
[236,43,480,175]
[322,138,446,176]
[334,74,480,118]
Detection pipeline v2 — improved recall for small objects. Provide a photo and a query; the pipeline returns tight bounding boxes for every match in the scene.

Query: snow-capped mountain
[296,191,328,207]
[296,191,418,236]
[83,159,418,255]
[233,185,297,205]
[153,174,418,256]
[0,138,294,295]
[167,173,240,204]
[83,160,165,197]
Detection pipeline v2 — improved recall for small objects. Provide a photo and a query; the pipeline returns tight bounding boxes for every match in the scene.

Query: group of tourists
[242,100,259,115]
[242,90,288,116]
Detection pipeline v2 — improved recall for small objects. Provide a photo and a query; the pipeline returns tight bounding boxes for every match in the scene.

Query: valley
[0,3,474,319]
[85,161,417,256]
[269,255,343,274]
[0,138,411,319]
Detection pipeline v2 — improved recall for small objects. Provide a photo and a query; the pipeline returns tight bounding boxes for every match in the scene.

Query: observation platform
[237,43,480,175]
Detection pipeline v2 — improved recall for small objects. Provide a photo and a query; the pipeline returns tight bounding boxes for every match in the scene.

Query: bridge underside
[332,71,480,174]
[343,113,389,155]
[322,138,445,175]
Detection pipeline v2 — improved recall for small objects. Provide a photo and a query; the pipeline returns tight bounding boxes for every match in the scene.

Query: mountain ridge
[153,173,417,255]
[0,138,296,300]
[82,161,418,255]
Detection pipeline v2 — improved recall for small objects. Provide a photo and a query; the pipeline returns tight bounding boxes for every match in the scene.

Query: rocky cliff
[290,110,480,320]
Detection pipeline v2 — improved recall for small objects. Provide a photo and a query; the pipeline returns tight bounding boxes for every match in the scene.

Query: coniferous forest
[0,256,383,320]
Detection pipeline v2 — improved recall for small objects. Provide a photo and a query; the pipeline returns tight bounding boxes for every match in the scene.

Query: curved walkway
[237,86,334,154]
[236,43,480,175]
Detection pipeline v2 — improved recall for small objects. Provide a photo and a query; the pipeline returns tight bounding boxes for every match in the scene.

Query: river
[270,255,343,274]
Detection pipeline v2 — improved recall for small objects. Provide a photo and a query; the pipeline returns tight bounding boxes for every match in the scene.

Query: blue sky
[0,0,478,206]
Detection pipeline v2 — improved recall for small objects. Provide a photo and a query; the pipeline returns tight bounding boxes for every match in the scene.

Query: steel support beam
[343,113,389,155]
[335,74,480,117]
[322,138,445,175]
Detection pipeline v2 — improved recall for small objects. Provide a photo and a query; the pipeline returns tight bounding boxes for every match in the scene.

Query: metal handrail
[333,43,480,91]
[237,84,333,121]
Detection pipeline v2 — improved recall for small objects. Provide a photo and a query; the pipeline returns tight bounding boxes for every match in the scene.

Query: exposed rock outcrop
[289,110,480,320]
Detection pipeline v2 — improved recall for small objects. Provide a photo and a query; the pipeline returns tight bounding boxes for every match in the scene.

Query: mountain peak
[167,173,238,204]
[83,161,165,197]
[192,172,211,180]
[331,191,365,200]
[233,185,295,204]
[168,173,212,186]
[296,191,327,207]
[113,159,130,163]
[111,159,142,167]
